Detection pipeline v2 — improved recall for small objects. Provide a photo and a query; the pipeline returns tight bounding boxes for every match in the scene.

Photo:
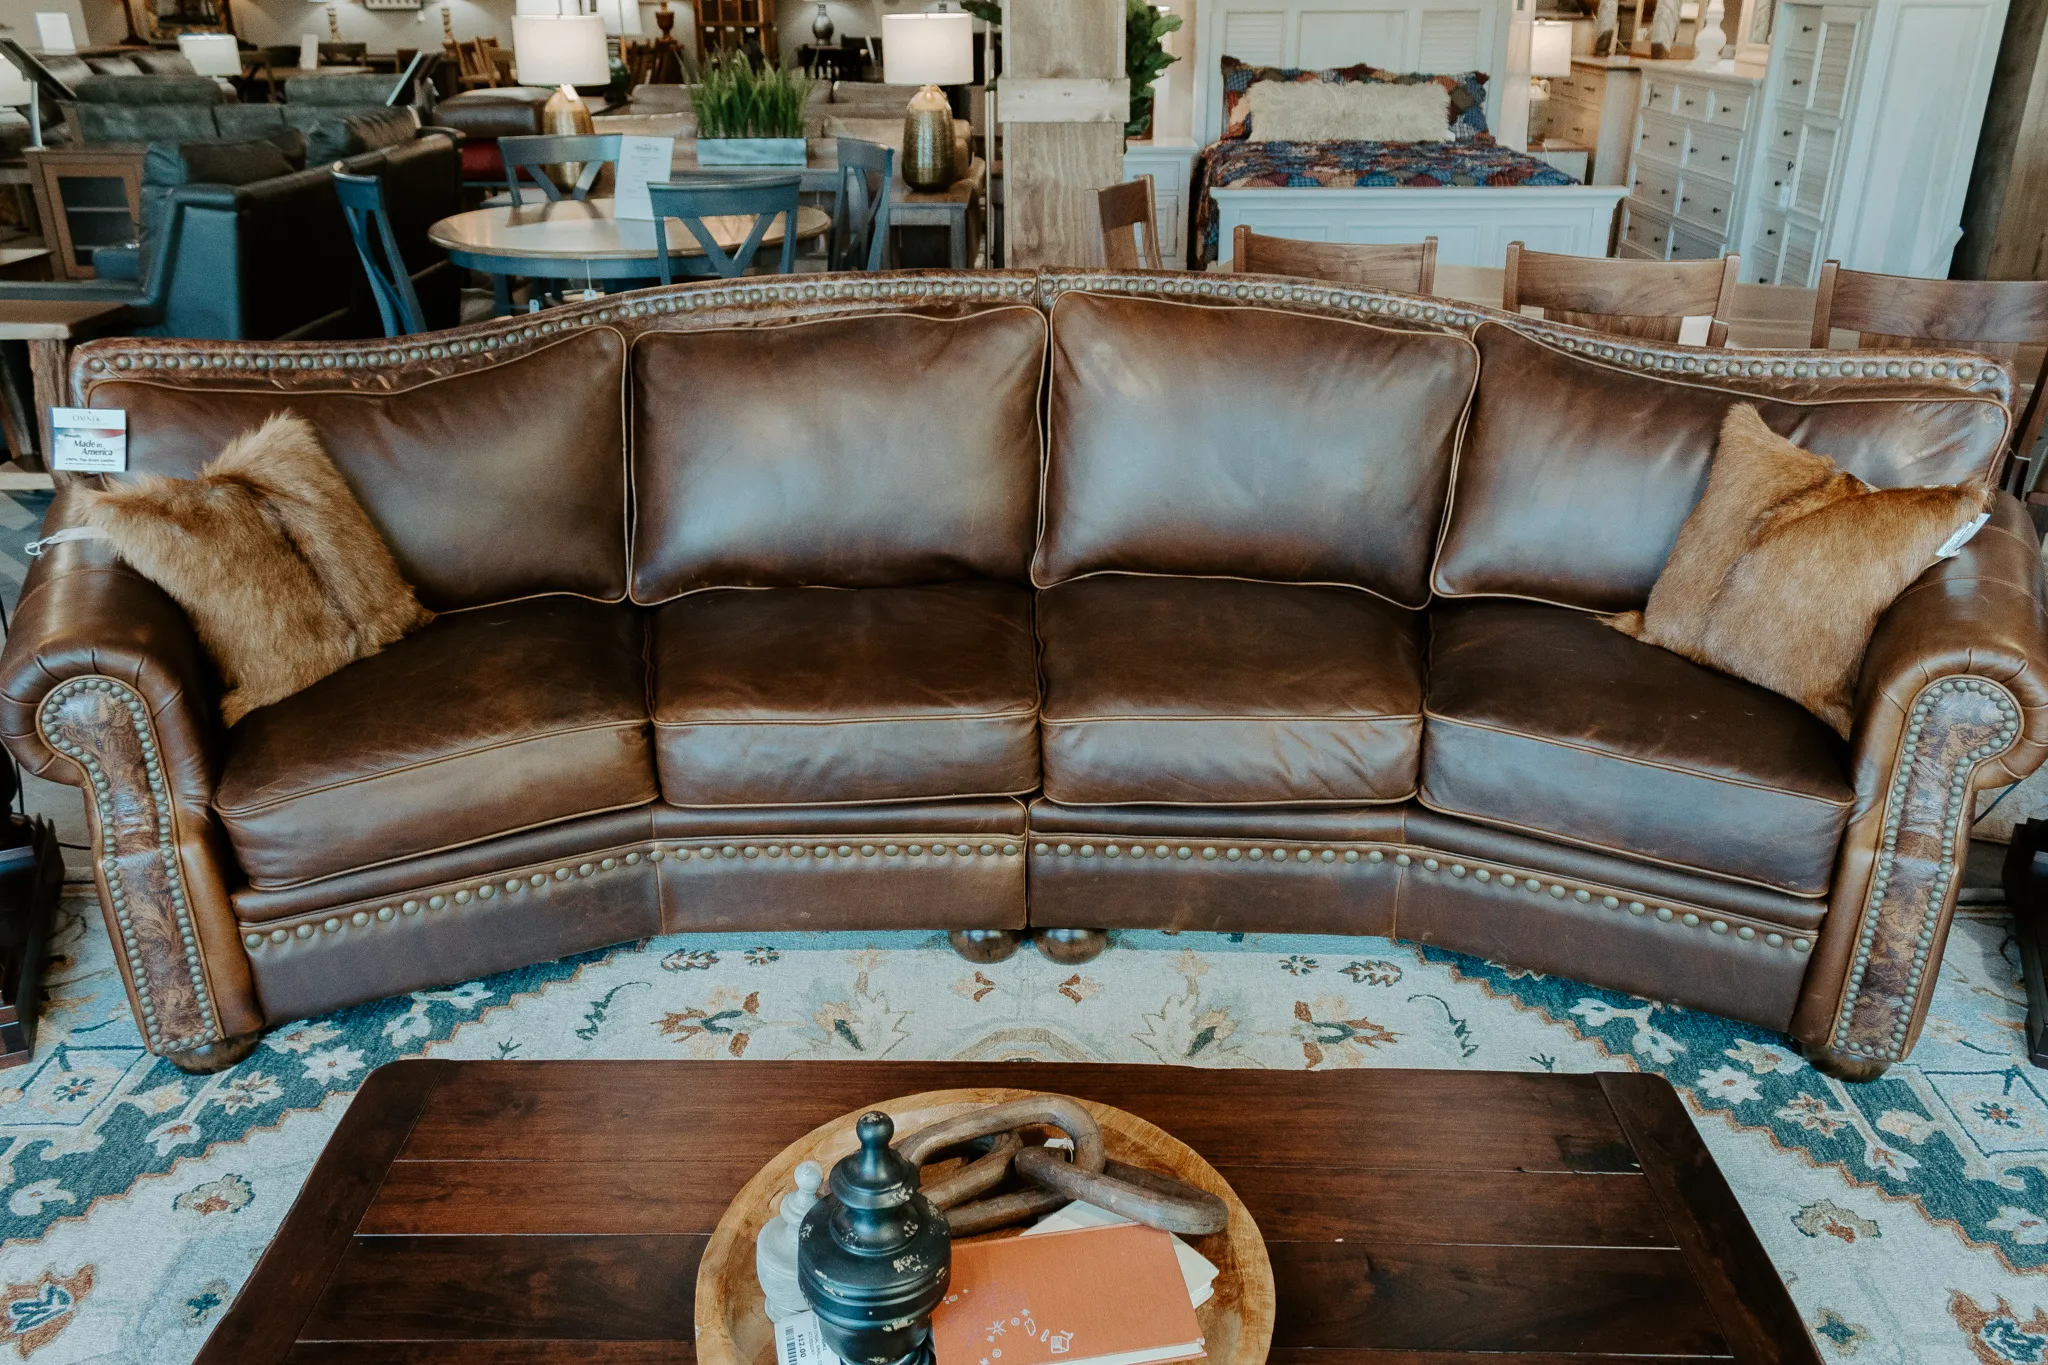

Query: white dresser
[1741,0,2007,285]
[1530,59,1643,187]
[1121,139,1200,269]
[1616,62,1765,263]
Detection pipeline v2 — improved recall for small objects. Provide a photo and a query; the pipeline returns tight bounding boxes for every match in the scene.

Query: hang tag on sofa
[1936,510,1991,560]
[48,407,125,473]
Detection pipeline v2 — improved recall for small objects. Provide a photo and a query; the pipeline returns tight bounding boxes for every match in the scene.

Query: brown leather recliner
[3,268,2042,1083]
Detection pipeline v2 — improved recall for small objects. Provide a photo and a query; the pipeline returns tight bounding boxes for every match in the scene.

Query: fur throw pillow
[1245,78,1452,142]
[77,412,433,724]
[1606,404,1989,738]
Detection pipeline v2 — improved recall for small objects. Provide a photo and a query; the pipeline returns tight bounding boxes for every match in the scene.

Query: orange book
[932,1223,1206,1365]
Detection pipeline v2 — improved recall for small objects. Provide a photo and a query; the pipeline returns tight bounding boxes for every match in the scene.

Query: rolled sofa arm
[0,488,259,1056]
[1797,492,2048,1074]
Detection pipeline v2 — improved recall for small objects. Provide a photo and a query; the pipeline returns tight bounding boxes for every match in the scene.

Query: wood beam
[1000,0,1127,268]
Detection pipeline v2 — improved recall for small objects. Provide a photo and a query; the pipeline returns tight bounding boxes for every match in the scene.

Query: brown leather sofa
[5,268,2044,1082]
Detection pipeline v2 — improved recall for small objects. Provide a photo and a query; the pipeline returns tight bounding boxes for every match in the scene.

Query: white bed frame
[1196,0,1628,269]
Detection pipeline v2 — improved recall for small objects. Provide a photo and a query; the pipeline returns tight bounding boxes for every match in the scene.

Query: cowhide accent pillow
[1606,403,1990,738]
[77,411,433,724]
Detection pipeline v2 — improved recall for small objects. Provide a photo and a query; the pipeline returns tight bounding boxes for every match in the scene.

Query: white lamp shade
[32,13,75,55]
[0,60,31,107]
[178,32,243,77]
[1530,20,1574,79]
[883,13,972,87]
[594,0,642,37]
[513,14,611,88]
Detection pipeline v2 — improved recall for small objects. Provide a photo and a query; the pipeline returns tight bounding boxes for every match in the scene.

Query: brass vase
[901,84,957,191]
[541,82,595,191]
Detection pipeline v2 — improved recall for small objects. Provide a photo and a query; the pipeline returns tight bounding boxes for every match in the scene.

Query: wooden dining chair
[831,137,894,272]
[500,134,624,205]
[648,175,803,281]
[334,170,428,337]
[1232,227,1437,295]
[1097,176,1164,270]
[1503,241,1742,346]
[1812,260,2048,493]
[455,37,500,90]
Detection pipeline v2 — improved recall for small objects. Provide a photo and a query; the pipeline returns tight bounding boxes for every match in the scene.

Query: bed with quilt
[1197,55,1627,271]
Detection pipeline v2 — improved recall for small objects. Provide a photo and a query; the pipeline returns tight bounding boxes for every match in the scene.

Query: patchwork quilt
[1191,137,1582,267]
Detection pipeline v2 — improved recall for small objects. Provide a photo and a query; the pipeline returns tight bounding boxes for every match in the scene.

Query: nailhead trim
[241,838,1026,949]
[77,272,2007,412]
[1029,839,1807,952]
[39,676,217,1053]
[1830,677,2022,1061]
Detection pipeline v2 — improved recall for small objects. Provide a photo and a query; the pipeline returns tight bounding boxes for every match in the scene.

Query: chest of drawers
[1617,63,1764,263]
[1529,60,1641,187]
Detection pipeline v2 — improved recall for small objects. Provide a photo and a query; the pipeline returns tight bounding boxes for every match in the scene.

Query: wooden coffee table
[198,1061,1821,1363]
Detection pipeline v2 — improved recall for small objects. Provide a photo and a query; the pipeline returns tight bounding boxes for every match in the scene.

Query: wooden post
[1000,0,1128,268]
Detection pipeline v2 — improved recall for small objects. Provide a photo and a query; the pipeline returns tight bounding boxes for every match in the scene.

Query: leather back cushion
[630,307,1046,598]
[87,328,628,610]
[1035,291,1477,605]
[1433,323,2013,613]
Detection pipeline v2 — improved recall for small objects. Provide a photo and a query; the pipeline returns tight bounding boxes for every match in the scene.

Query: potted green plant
[1125,0,1182,139]
[693,51,814,165]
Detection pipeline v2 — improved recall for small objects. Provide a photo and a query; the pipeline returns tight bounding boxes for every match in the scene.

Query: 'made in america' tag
[49,408,125,473]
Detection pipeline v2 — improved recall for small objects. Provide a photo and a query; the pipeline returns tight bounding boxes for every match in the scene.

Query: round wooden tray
[695,1088,1275,1365]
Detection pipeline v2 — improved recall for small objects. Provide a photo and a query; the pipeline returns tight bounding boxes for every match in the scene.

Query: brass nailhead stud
[1395,854,1411,866]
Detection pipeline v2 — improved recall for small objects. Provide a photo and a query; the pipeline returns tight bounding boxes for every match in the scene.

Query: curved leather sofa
[4,267,2043,1082]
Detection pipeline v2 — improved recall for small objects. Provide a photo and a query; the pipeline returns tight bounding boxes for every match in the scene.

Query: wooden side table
[25,145,145,282]
[0,299,133,476]
[891,157,987,269]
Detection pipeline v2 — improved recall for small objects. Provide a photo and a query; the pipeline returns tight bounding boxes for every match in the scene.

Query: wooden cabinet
[1121,139,1197,269]
[1741,0,2006,285]
[695,0,777,60]
[25,145,143,282]
[1529,60,1641,186]
[1617,64,1762,263]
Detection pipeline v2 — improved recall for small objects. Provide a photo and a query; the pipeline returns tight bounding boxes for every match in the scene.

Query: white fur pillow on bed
[1245,79,1452,142]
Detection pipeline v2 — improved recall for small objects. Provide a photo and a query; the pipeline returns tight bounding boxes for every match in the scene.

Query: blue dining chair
[831,137,894,272]
[333,169,427,337]
[500,133,624,205]
[647,175,803,281]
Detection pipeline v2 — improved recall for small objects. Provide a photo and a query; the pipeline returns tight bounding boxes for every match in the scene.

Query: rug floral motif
[0,895,2040,1363]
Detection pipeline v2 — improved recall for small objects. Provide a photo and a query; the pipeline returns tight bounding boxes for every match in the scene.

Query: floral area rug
[0,895,2041,1364]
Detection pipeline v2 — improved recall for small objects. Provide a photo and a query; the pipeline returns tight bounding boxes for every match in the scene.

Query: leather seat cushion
[1422,600,1854,896]
[216,598,658,888]
[1038,576,1425,805]
[652,582,1039,806]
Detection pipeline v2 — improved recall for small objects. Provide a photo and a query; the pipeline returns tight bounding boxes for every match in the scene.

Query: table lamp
[512,13,610,134]
[1529,18,1572,107]
[883,12,971,191]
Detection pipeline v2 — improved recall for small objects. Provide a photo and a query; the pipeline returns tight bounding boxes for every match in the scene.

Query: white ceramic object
[755,1160,824,1323]
[1693,0,1727,62]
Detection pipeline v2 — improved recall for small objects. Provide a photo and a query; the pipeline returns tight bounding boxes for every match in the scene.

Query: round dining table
[428,197,835,310]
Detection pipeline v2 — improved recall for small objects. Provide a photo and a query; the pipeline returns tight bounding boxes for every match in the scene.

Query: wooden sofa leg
[1803,1043,1890,1082]
[164,1031,262,1075]
[1035,928,1108,965]
[949,928,1024,963]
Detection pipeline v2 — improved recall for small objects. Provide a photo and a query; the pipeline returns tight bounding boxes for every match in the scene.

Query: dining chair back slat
[832,137,894,272]
[1504,241,1741,346]
[1097,175,1162,270]
[334,169,428,337]
[1232,226,1438,294]
[647,175,803,281]
[1812,260,2048,492]
[500,133,624,205]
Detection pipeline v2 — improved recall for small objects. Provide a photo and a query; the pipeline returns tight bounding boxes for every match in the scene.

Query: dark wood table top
[197,1061,1822,1364]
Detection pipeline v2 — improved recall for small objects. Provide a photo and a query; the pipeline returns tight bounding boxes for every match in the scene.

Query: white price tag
[613,135,676,221]
[49,407,125,473]
[773,1312,835,1365]
[1936,510,1992,560]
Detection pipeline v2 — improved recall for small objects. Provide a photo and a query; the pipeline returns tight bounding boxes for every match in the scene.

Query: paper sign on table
[299,35,320,69]
[613,135,676,221]
[49,407,125,473]
[33,13,75,54]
